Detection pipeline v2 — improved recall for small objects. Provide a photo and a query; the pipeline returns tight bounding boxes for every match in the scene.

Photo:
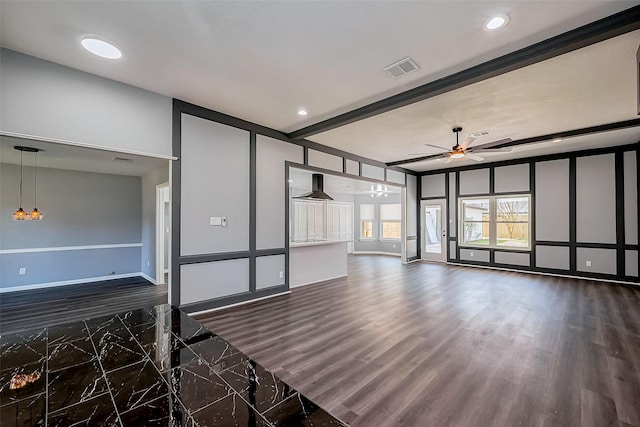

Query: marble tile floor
[0,304,347,426]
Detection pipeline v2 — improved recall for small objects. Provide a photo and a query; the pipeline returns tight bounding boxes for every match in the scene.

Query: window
[459,195,530,250]
[380,203,401,240]
[360,204,374,239]
[292,200,325,242]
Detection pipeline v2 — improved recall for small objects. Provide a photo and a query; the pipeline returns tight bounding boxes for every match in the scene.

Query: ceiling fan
[410,127,513,163]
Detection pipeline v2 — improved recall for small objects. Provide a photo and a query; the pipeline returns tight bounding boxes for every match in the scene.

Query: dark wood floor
[0,277,167,334]
[197,255,640,427]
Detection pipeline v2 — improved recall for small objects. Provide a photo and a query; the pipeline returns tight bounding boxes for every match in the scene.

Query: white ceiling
[0,1,638,173]
[289,168,401,196]
[0,135,169,177]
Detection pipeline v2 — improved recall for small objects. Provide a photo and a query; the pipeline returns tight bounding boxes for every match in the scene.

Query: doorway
[156,183,170,285]
[421,199,446,262]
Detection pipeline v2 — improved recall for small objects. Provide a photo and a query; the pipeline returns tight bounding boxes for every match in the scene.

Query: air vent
[112,157,133,162]
[384,57,420,79]
[470,130,491,138]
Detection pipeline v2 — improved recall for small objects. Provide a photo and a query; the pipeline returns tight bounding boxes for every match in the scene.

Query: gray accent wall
[577,248,617,275]
[435,143,637,283]
[460,248,490,262]
[256,255,286,290]
[180,259,250,304]
[387,170,405,185]
[449,172,456,238]
[345,159,359,176]
[1,164,142,288]
[536,246,570,270]
[495,164,529,193]
[141,165,170,280]
[0,49,172,157]
[180,114,250,256]
[459,169,490,195]
[626,250,639,277]
[535,159,570,242]
[406,174,418,259]
[421,174,446,198]
[361,164,385,181]
[624,151,638,244]
[495,251,530,267]
[308,149,342,172]
[256,135,304,249]
[576,154,616,244]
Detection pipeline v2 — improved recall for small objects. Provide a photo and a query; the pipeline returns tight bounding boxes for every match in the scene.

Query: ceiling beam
[287,5,640,140]
[385,118,640,167]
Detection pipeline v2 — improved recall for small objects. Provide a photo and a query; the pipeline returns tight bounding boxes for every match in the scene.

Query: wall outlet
[392,244,396,249]
[19,267,26,275]
[279,271,284,279]
[470,251,474,257]
[586,260,592,267]
[147,260,150,267]
[110,271,115,275]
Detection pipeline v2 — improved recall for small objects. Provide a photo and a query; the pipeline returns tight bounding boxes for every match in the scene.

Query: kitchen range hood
[294,174,333,200]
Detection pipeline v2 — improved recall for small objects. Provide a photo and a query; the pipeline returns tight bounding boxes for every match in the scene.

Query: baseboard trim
[140,272,157,285]
[352,251,401,257]
[291,274,348,288]
[188,291,291,316]
[0,272,144,293]
[446,262,640,286]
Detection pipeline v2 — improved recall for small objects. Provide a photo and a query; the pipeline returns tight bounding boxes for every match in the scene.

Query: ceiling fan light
[12,208,28,221]
[450,151,465,159]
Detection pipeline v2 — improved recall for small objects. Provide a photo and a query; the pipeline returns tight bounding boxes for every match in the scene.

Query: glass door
[421,199,446,262]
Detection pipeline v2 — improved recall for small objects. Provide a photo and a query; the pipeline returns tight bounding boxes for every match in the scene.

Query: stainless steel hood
[293,173,334,200]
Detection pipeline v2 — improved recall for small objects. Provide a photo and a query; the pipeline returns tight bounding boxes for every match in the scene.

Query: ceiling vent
[384,57,420,79]
[470,130,491,138]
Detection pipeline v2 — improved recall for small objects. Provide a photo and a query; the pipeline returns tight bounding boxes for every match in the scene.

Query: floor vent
[384,57,420,79]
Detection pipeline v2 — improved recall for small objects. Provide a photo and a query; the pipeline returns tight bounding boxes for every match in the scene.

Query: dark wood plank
[0,277,167,334]
[197,255,640,427]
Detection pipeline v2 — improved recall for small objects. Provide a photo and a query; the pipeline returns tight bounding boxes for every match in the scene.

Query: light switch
[586,260,592,267]
[210,217,222,226]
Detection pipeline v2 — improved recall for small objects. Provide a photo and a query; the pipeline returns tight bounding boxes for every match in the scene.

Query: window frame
[359,203,375,241]
[458,194,531,251]
[379,203,402,242]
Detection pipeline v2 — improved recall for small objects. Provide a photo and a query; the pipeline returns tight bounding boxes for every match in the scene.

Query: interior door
[421,199,447,262]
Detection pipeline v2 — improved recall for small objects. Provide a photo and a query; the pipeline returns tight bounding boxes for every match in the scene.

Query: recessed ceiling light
[485,15,509,31]
[553,138,563,143]
[81,36,122,59]
[297,109,308,116]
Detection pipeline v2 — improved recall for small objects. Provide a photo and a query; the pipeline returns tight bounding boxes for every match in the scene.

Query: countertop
[289,239,353,248]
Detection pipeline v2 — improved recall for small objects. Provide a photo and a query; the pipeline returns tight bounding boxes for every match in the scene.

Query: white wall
[0,49,172,157]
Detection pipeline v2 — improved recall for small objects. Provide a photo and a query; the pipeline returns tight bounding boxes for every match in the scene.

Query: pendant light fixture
[28,148,43,220]
[12,146,42,221]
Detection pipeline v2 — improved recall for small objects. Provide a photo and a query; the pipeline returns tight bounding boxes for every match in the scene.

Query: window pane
[462,199,489,221]
[362,220,373,238]
[360,204,374,220]
[497,223,529,248]
[382,221,401,239]
[461,221,489,245]
[380,203,401,220]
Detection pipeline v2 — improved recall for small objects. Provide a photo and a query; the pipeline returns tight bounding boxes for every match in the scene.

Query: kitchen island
[289,240,351,287]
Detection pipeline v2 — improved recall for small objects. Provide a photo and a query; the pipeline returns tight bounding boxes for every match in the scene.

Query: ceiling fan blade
[465,153,485,162]
[423,143,448,152]
[444,157,454,164]
[470,147,512,154]
[472,138,512,150]
[459,136,476,150]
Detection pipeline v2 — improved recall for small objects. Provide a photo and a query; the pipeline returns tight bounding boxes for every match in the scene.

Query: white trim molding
[352,251,401,257]
[140,272,157,285]
[0,243,142,255]
[188,291,291,316]
[0,131,178,160]
[0,272,147,293]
